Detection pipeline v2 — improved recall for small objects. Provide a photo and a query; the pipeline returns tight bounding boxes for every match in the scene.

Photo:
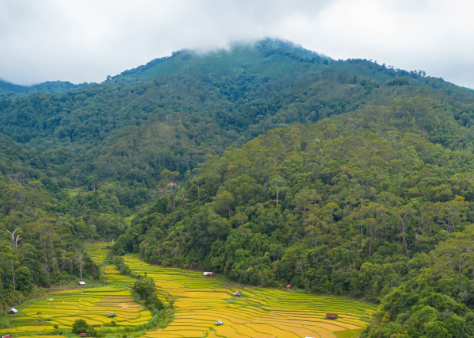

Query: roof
[79,333,87,337]
[78,281,86,285]
[234,291,240,295]
[203,272,213,275]
[9,308,18,313]
[286,284,291,288]
[2,335,13,338]
[326,313,338,318]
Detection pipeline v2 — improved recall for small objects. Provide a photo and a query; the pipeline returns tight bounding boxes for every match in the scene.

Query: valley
[2,40,474,337]
[1,242,375,337]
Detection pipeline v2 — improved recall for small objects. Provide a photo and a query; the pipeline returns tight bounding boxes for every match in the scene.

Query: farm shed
[2,334,13,338]
[108,312,116,317]
[234,291,241,297]
[326,313,338,319]
[203,272,213,276]
[78,281,86,285]
[286,284,291,289]
[216,320,223,326]
[8,308,18,314]
[79,333,87,337]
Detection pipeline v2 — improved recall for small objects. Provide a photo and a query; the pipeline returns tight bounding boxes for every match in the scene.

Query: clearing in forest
[0,285,151,335]
[89,243,376,338]
[2,243,374,337]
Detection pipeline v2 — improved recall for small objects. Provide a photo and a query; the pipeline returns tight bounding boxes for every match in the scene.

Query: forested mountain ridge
[1,40,473,195]
[2,39,474,336]
[0,79,87,98]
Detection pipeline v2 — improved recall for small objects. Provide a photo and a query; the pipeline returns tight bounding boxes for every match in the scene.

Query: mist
[1,0,473,88]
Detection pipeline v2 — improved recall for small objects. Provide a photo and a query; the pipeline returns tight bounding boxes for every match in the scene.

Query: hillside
[0,79,87,98]
[113,109,474,336]
[2,39,474,336]
[1,40,473,201]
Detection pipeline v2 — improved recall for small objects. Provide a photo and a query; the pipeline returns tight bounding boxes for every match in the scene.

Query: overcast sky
[1,0,473,88]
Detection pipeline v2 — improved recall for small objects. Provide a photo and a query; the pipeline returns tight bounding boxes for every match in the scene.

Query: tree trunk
[329,218,333,248]
[194,176,199,197]
[369,227,373,256]
[401,224,407,254]
[43,244,49,278]
[11,261,16,291]
[171,186,176,210]
[77,253,84,279]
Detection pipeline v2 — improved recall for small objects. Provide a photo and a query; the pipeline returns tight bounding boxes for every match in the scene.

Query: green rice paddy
[2,243,375,337]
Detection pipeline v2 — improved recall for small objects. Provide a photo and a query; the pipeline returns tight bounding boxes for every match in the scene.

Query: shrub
[72,319,89,334]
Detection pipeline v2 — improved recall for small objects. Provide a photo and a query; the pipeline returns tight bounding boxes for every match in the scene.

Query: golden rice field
[2,242,375,337]
[88,242,376,338]
[0,282,150,334]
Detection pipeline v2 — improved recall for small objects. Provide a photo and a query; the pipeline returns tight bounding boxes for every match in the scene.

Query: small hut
[108,312,116,317]
[286,284,291,290]
[2,334,13,338]
[234,291,241,297]
[203,272,213,277]
[78,281,86,286]
[216,320,223,326]
[326,313,338,319]
[8,308,18,315]
[79,333,87,337]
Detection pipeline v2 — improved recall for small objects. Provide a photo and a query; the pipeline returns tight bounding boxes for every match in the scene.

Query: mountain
[0,78,87,98]
[2,39,474,336]
[1,40,472,195]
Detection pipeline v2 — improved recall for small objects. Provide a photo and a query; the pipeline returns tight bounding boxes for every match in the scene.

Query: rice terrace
[0,242,375,338]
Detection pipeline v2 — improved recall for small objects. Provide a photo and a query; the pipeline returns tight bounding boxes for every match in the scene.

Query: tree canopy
[2,39,474,335]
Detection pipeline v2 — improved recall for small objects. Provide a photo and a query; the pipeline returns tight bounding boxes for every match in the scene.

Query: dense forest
[2,39,474,336]
[0,135,102,310]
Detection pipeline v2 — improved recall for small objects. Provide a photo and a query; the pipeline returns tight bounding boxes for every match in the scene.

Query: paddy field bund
[1,243,375,337]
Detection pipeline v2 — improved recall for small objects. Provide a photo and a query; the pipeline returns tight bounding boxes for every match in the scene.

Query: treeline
[0,79,87,99]
[0,138,110,310]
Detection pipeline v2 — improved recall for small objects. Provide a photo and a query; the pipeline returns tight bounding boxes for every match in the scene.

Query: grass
[0,285,151,335]
[2,242,375,338]
[91,243,375,338]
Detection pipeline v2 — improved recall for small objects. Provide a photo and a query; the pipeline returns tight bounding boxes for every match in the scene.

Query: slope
[0,79,87,98]
[114,111,474,337]
[1,39,473,206]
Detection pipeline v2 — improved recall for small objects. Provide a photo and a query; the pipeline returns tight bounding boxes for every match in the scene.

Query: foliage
[132,275,164,310]
[116,119,474,337]
[3,39,474,336]
[0,147,101,307]
[72,318,89,333]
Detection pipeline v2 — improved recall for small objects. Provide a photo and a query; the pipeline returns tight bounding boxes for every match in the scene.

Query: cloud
[0,0,473,88]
